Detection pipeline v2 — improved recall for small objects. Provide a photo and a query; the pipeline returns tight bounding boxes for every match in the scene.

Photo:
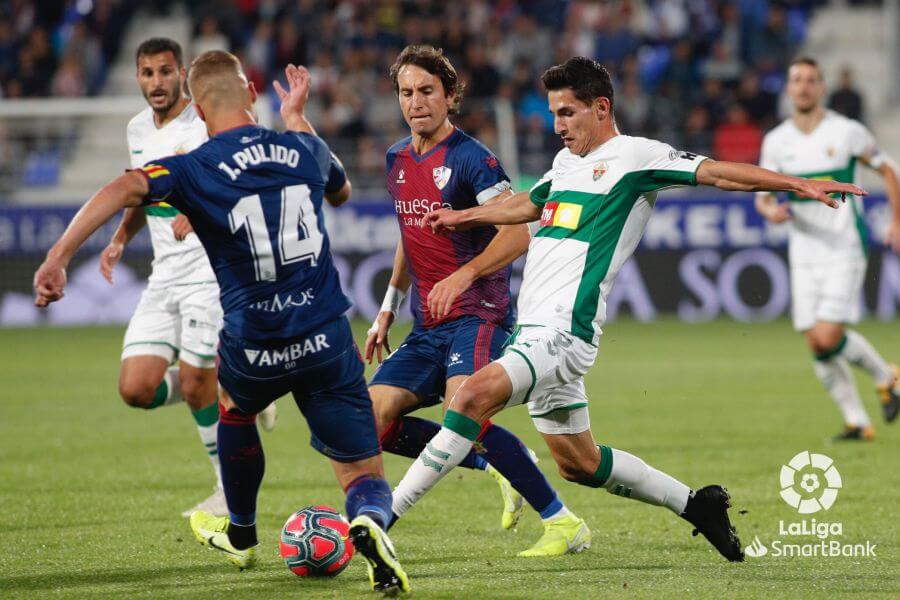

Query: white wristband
[380,285,406,316]
[368,285,406,336]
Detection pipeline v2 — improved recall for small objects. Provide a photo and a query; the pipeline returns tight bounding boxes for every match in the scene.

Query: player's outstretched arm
[274,64,316,135]
[35,171,149,307]
[366,241,412,363]
[100,206,147,283]
[424,191,541,234]
[696,160,866,208]
[865,156,900,253]
[427,191,531,319]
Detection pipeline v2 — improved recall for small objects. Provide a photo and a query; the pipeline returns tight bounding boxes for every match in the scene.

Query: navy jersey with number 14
[136,125,350,342]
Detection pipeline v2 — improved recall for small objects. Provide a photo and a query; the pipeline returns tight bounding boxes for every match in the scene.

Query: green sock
[148,379,169,408]
[147,368,182,409]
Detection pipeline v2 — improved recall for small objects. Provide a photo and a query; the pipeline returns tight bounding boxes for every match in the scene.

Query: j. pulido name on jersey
[218,144,301,180]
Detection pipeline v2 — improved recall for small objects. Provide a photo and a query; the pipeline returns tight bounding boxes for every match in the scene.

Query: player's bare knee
[556,457,594,483]
[369,386,412,435]
[179,375,206,408]
[118,377,156,408]
[450,378,494,421]
[372,400,399,436]
[806,327,843,356]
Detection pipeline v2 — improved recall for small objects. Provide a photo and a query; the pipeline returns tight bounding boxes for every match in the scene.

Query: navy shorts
[217,316,380,463]
[370,316,509,406]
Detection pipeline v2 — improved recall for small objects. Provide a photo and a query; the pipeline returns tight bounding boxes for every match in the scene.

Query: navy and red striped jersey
[386,127,515,329]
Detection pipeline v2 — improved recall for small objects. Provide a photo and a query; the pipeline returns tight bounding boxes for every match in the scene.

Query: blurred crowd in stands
[1,0,873,190]
[1,1,135,98]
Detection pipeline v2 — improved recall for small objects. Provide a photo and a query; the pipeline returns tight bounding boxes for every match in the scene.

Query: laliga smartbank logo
[779,450,842,513]
[743,451,876,559]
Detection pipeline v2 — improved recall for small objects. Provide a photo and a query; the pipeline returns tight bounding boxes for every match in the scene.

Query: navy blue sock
[217,406,265,544]
[381,416,487,470]
[479,422,559,516]
[345,474,392,530]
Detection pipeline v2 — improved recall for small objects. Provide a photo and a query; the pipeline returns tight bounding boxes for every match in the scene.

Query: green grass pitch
[0,318,897,598]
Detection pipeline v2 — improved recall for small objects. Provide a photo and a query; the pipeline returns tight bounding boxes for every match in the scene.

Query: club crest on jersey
[540,201,582,230]
[592,161,608,181]
[432,166,452,190]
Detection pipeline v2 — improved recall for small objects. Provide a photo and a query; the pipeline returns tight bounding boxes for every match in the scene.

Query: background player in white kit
[99,38,275,517]
[756,57,900,440]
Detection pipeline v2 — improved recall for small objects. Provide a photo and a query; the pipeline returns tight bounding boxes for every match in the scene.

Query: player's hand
[172,213,194,241]
[33,259,67,307]
[427,266,475,320]
[886,220,900,254]
[759,202,792,224]
[274,64,311,123]
[423,209,469,235]
[364,311,394,364]
[794,179,866,208]
[100,241,124,284]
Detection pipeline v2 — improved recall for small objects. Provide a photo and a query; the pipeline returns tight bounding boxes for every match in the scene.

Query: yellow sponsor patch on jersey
[540,201,582,230]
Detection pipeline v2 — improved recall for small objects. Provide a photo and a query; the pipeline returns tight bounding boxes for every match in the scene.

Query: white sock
[391,426,473,517]
[841,330,894,387]
[196,422,222,488]
[540,505,572,523]
[813,357,871,427]
[601,447,691,515]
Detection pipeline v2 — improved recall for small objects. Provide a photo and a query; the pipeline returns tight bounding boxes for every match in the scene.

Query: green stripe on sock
[815,335,848,362]
[426,442,450,460]
[148,380,168,408]
[443,410,482,441]
[583,444,614,488]
[191,402,219,427]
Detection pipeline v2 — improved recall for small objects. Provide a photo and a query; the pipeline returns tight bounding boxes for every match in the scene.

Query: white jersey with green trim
[759,110,882,264]
[126,103,215,287]
[521,135,705,345]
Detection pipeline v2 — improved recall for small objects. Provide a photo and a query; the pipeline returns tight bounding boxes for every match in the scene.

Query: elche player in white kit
[100,38,275,517]
[390,57,864,563]
[756,57,900,440]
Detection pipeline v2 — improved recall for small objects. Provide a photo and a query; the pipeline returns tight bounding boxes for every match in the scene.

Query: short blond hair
[188,50,248,108]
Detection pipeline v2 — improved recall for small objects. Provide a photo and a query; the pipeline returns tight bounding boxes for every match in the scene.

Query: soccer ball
[279,505,354,577]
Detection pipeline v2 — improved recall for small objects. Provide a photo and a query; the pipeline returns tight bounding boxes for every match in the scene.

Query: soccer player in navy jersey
[364,45,588,556]
[34,53,408,594]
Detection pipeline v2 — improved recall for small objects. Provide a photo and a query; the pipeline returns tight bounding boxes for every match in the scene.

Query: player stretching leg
[99,38,275,518]
[392,57,865,563]
[365,46,585,554]
[34,56,408,594]
[756,57,900,440]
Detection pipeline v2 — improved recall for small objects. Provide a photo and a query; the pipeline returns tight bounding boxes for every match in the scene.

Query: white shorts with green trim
[791,259,865,331]
[495,325,597,435]
[122,282,222,369]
